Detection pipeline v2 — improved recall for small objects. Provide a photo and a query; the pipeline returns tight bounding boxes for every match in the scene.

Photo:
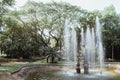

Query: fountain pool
[26,65,119,80]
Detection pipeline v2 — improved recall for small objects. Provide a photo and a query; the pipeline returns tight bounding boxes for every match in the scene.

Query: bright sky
[15,0,120,13]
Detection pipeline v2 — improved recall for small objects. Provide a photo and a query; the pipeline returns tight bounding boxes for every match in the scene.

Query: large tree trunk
[112,45,114,61]
[84,52,89,74]
[77,28,81,53]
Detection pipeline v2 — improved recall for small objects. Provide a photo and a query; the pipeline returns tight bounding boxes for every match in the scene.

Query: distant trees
[102,5,120,60]
[0,0,15,30]
[0,1,84,59]
[0,1,120,60]
[0,0,15,56]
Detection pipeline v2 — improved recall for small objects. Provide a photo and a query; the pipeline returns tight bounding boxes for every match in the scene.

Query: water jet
[63,16,104,74]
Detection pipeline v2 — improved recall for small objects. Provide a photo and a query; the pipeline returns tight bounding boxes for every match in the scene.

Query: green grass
[0,60,49,73]
[0,59,65,73]
[0,60,68,74]
[105,66,120,80]
[106,67,116,72]
[0,64,25,72]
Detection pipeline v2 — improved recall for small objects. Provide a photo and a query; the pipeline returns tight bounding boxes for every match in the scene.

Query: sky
[15,0,120,13]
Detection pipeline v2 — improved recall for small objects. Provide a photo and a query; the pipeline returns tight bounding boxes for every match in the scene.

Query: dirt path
[0,71,16,80]
[0,61,28,80]
[11,65,64,80]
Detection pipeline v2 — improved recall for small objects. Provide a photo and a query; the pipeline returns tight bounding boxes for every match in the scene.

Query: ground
[0,60,120,80]
[0,61,28,80]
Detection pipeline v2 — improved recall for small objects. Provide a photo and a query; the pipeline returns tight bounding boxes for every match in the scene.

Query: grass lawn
[0,53,50,73]
[0,60,49,73]
[0,58,65,73]
[0,58,52,79]
[102,65,120,80]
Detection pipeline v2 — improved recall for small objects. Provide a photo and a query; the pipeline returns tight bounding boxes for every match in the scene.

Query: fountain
[63,16,104,74]
[63,19,77,65]
[96,17,104,73]
[26,17,118,80]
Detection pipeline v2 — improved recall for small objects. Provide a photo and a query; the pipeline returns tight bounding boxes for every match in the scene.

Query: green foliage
[0,1,120,59]
[101,5,120,59]
[0,0,15,28]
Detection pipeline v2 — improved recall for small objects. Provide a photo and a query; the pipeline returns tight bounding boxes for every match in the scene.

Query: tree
[14,1,84,49]
[0,0,15,56]
[0,0,15,30]
[102,5,120,60]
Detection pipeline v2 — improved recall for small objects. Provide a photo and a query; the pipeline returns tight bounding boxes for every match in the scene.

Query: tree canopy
[0,1,120,60]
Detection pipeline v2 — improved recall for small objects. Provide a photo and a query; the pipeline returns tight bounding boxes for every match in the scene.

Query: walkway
[0,71,16,80]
